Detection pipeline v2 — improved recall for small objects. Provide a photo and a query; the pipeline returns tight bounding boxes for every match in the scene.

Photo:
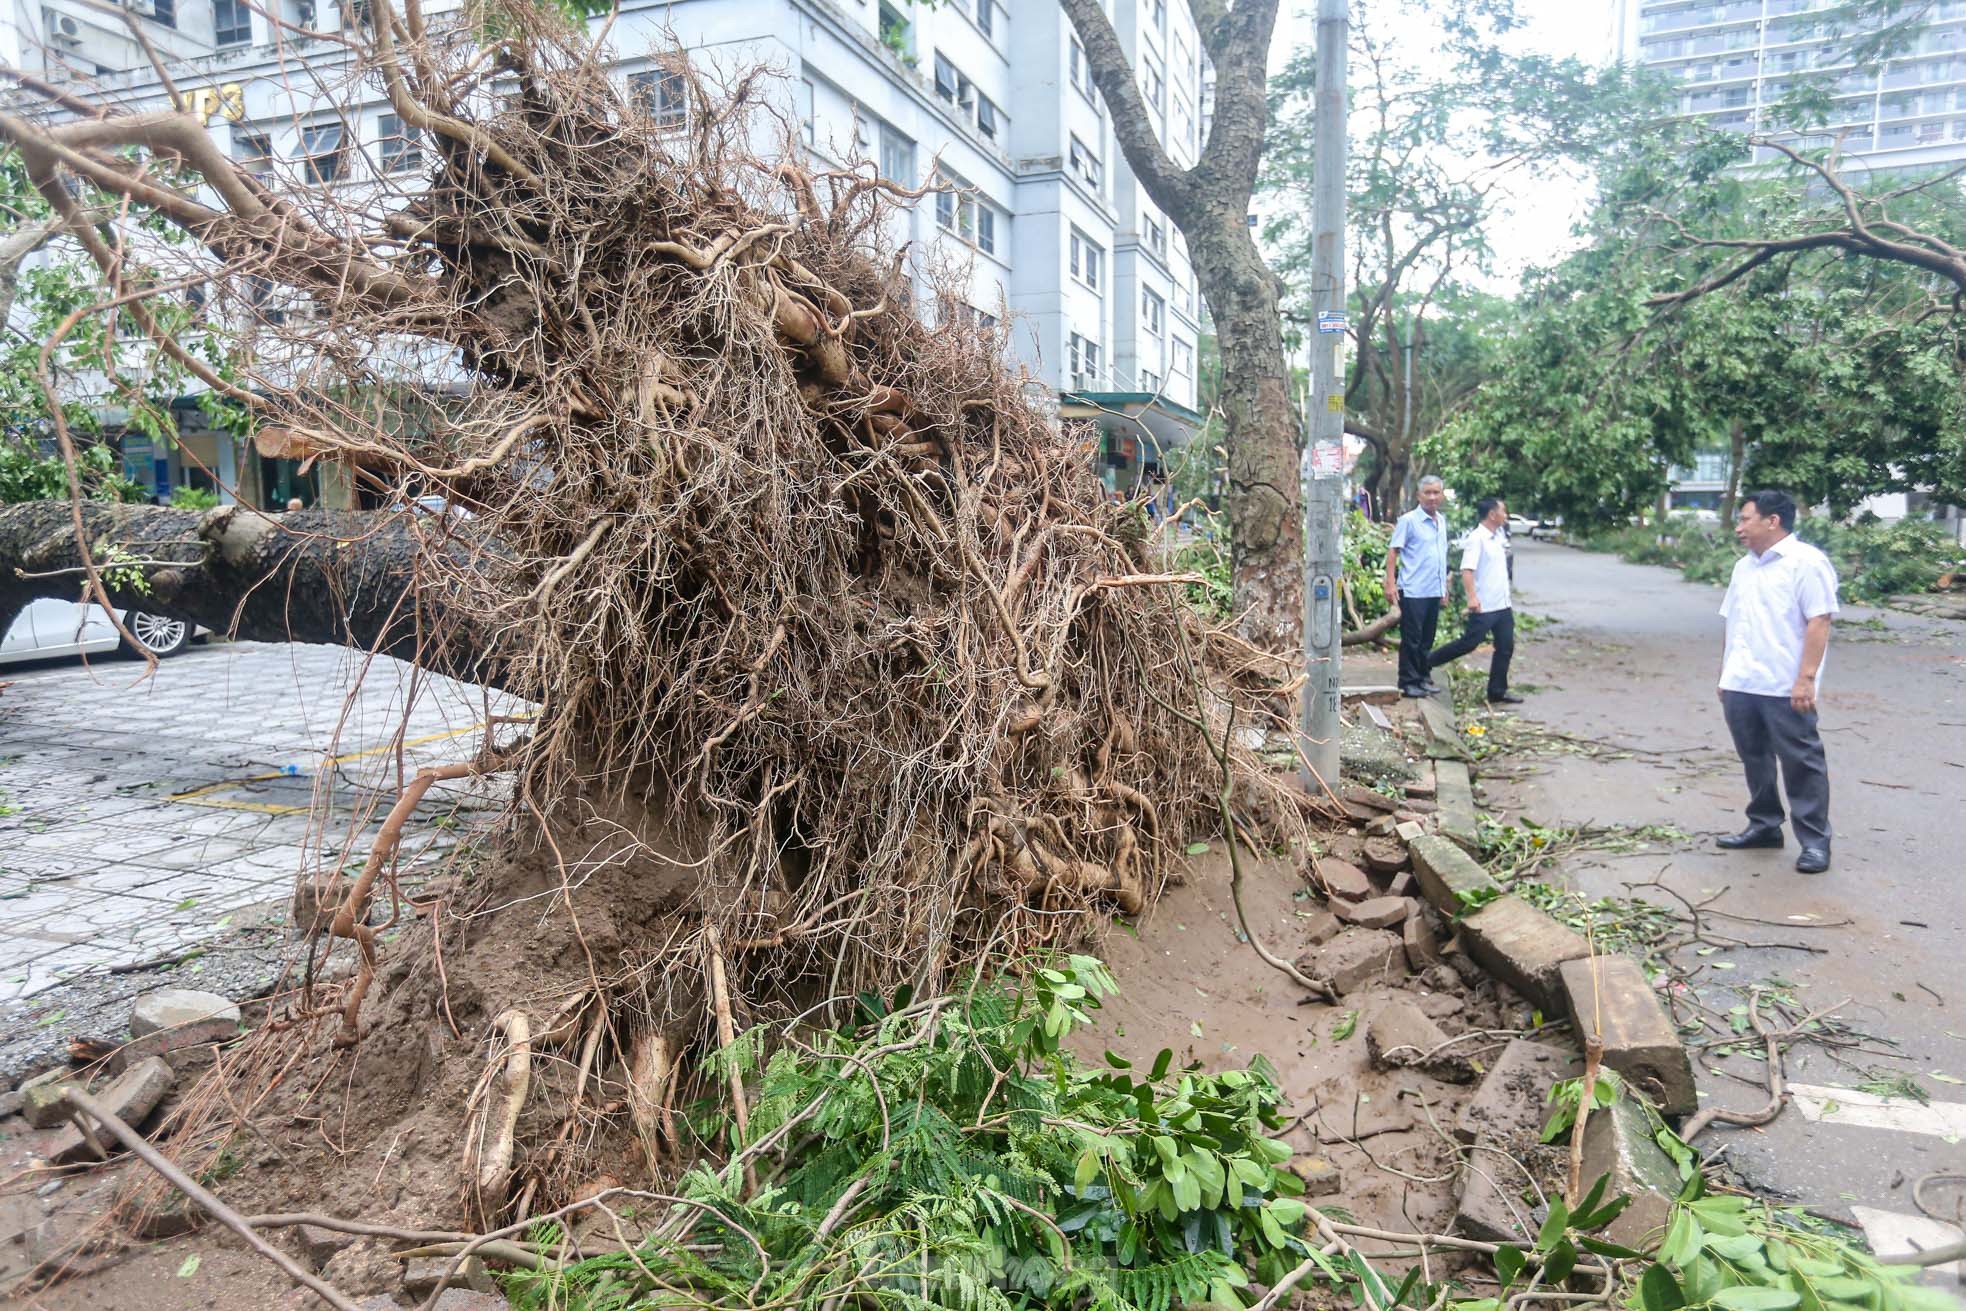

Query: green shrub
[169,485,221,511]
[1581,514,1963,606]
[0,437,144,505]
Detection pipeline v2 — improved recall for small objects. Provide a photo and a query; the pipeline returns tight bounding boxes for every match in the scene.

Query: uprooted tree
[0,1,1318,1249]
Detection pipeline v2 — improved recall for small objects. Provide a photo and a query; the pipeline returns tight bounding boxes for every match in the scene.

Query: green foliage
[510,955,1311,1311]
[168,485,221,511]
[0,438,144,505]
[1579,515,1964,604]
[1642,1180,1958,1311]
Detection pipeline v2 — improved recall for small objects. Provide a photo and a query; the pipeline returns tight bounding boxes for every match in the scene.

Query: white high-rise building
[1611,0,1966,168]
[4,0,1208,508]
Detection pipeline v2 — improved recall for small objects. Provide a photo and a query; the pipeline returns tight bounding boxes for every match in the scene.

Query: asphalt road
[1482,540,1966,1242]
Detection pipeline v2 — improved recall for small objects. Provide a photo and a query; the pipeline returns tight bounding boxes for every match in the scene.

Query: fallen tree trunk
[0,500,496,683]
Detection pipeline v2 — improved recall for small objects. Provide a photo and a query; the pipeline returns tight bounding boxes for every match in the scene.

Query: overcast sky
[1269,0,1621,292]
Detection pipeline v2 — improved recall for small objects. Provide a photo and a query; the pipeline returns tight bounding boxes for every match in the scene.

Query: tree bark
[1059,0,1304,655]
[0,501,495,683]
[1720,420,1746,525]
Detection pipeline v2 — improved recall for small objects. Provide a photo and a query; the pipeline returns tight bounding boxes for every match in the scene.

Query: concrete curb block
[1459,895,1592,1013]
[1409,834,1500,918]
[1433,759,1480,854]
[1560,955,1698,1116]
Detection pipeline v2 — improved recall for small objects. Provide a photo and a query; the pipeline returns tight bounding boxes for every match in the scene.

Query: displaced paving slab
[1458,896,1590,1012]
[1454,1132,1543,1243]
[1579,1096,1681,1250]
[1559,956,1695,1115]
[1295,928,1407,995]
[1432,758,1479,853]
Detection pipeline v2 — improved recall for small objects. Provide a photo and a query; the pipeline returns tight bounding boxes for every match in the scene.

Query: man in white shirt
[1715,489,1839,874]
[1427,497,1523,705]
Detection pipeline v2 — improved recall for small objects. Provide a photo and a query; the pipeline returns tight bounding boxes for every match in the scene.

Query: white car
[1,598,199,664]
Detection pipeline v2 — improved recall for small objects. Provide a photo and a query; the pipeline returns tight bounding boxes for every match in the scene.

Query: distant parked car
[1,598,202,664]
[1506,513,1538,537]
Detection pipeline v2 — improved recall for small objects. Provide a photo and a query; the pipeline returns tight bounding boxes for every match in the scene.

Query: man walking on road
[1386,476,1450,699]
[1715,490,1839,874]
[1428,497,1524,705]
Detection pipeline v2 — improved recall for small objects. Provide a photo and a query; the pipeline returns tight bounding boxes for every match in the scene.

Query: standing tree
[1058,0,1304,654]
[1263,0,1658,515]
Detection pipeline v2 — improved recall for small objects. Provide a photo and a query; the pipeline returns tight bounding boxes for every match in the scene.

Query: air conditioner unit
[51,12,84,44]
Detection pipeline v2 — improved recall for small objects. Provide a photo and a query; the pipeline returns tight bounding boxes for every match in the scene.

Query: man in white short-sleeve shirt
[1427,497,1523,705]
[1715,489,1840,874]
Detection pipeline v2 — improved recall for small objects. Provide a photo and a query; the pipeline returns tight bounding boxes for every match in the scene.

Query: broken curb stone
[130,989,241,1040]
[1301,910,1343,947]
[1294,928,1407,995]
[1559,956,1697,1115]
[1408,835,1496,917]
[46,1056,175,1165]
[23,1079,81,1130]
[1333,895,1413,930]
[1365,999,1474,1083]
[1433,758,1479,852]
[1455,1039,1582,1145]
[1361,836,1409,874]
[1319,859,1373,902]
[1288,1155,1343,1197]
[1386,870,1417,898]
[1402,913,1443,970]
[1579,1096,1680,1249]
[403,1253,496,1297]
[1459,895,1591,1012]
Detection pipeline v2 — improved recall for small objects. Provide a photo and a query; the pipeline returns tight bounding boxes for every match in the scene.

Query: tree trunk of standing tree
[1060,0,1304,656]
[1720,419,1746,525]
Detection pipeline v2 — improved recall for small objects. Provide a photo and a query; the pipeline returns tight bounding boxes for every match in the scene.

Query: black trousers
[1429,607,1515,700]
[1397,594,1442,692]
[1720,690,1832,848]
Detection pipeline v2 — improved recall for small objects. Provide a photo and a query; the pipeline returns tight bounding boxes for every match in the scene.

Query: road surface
[1489,540,1966,1243]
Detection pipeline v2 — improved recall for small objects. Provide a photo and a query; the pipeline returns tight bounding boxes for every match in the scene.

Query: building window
[1070,32,1088,91]
[234,127,273,177]
[1144,212,1167,258]
[1068,135,1102,191]
[935,172,1002,256]
[1172,338,1194,383]
[1069,229,1103,291]
[797,79,815,145]
[1141,288,1164,337]
[934,54,1004,142]
[1140,369,1160,392]
[880,124,915,184]
[934,52,960,102]
[145,0,178,27]
[879,3,911,59]
[1142,56,1164,110]
[975,0,994,39]
[1151,0,1166,28]
[213,0,250,45]
[300,122,345,183]
[631,69,687,128]
[378,112,422,172]
[1068,332,1103,389]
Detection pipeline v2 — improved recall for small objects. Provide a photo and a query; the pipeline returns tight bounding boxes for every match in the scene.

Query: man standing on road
[1427,497,1524,706]
[1385,475,1450,699]
[1715,490,1839,874]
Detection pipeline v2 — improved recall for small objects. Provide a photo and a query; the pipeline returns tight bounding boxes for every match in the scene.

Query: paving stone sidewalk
[0,641,519,1013]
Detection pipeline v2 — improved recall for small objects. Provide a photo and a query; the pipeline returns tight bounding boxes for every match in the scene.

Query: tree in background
[1059,0,1304,655]
[1430,119,1966,524]
[1263,0,1657,516]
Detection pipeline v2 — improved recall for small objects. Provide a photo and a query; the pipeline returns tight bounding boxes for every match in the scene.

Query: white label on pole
[1317,311,1347,334]
[1310,442,1344,480]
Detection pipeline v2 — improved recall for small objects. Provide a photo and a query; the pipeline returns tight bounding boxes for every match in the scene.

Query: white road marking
[1788,1083,1966,1140]
[1849,1206,1965,1283]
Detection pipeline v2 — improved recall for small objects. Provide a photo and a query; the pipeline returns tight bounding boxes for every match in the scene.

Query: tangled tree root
[2,2,1320,1245]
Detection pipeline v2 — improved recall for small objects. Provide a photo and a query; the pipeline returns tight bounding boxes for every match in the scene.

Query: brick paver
[0,641,519,1004]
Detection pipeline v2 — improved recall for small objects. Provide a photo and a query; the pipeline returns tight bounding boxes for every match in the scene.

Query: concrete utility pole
[1300,0,1349,793]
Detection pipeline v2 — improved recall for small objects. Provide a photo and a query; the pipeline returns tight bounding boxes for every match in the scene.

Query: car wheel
[124,611,191,658]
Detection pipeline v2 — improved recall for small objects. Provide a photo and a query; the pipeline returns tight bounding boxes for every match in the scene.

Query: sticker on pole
[1309,441,1344,479]
[1316,311,1348,334]
[1324,393,1345,413]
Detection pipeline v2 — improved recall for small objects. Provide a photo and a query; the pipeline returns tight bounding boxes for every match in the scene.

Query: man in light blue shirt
[1384,476,1450,698]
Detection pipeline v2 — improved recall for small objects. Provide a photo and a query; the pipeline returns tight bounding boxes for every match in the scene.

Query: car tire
[123,611,191,659]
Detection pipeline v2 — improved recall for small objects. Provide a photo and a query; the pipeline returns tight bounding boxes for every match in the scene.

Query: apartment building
[1612,0,1966,168]
[3,0,1208,506]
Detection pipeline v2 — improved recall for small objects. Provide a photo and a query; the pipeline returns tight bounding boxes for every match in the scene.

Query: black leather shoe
[1716,827,1784,850]
[1401,686,1429,698]
[1488,693,1526,705]
[1418,680,1443,694]
[1795,846,1830,874]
